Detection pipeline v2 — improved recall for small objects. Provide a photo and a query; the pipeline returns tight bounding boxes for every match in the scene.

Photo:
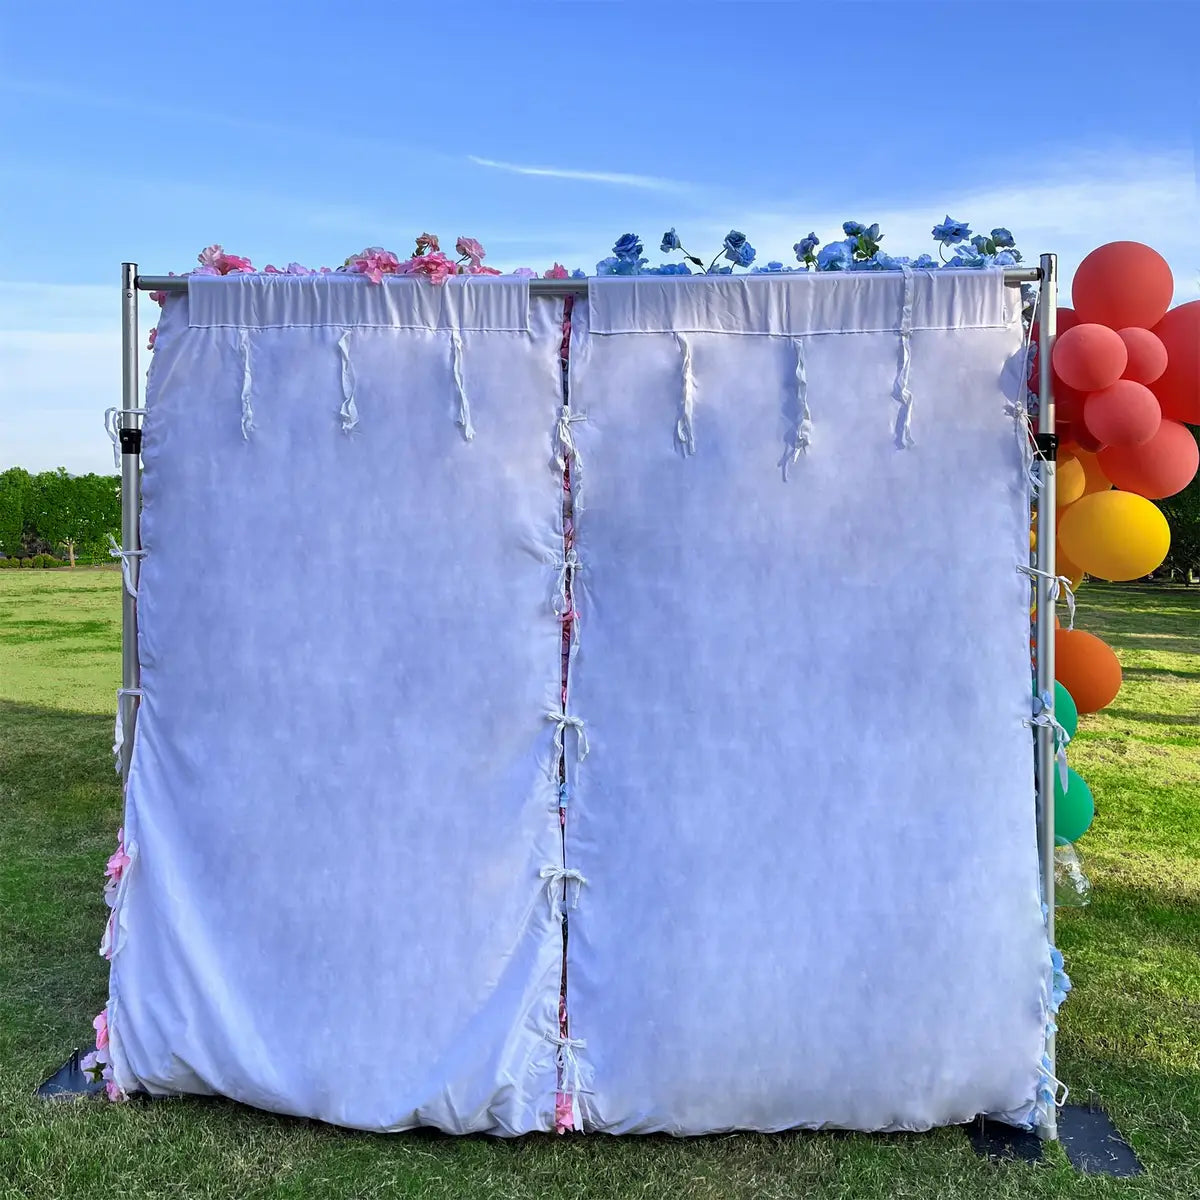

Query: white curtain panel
[564,272,1049,1133]
[108,276,569,1133]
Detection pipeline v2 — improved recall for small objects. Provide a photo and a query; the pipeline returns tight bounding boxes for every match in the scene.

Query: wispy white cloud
[468,156,688,193]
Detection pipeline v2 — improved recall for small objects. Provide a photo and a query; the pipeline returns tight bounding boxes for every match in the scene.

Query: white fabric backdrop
[564,272,1049,1133]
[109,278,569,1133]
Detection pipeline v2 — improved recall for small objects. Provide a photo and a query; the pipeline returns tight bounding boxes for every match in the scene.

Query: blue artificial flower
[729,240,756,268]
[867,223,881,242]
[613,233,644,262]
[843,221,867,237]
[994,250,1018,267]
[932,215,972,245]
[722,229,749,260]
[759,260,786,272]
[645,262,693,275]
[991,227,1015,249]
[596,256,621,276]
[660,228,681,253]
[911,253,938,270]
[794,233,820,261]
[571,268,587,279]
[706,265,733,275]
[970,234,991,254]
[816,239,856,271]
[867,251,912,271]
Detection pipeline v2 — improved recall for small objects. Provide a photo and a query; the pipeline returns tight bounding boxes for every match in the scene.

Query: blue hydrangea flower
[994,250,1018,267]
[970,234,991,254]
[817,239,856,271]
[794,233,820,262]
[645,262,692,275]
[843,221,867,237]
[932,216,972,245]
[613,233,643,261]
[991,227,1015,249]
[706,265,733,275]
[911,253,938,270]
[755,261,786,273]
[660,228,681,253]
[571,268,587,279]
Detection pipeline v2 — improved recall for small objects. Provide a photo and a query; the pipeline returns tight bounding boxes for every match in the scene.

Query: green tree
[1160,426,1200,582]
[0,467,31,557]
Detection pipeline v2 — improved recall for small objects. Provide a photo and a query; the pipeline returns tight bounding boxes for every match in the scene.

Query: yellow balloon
[1057,455,1086,507]
[1059,490,1170,581]
[1074,450,1112,496]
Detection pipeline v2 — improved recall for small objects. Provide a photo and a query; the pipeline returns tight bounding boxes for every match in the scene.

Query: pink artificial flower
[344,247,403,285]
[93,1009,109,1051]
[105,829,131,886]
[264,263,317,275]
[554,1091,575,1134]
[513,267,538,279]
[105,1077,126,1103]
[414,232,440,255]
[466,264,502,276]
[146,328,157,351]
[455,236,486,266]
[148,271,178,306]
[196,245,255,275]
[399,251,458,285]
[545,263,570,280]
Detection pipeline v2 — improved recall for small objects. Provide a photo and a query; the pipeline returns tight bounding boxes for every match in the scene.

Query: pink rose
[81,1049,101,1077]
[105,830,131,885]
[196,245,255,275]
[466,264,502,276]
[93,1009,109,1051]
[105,1078,126,1103]
[554,1091,575,1133]
[146,327,157,350]
[400,251,458,285]
[344,247,403,285]
[513,267,538,279]
[455,236,486,266]
[415,233,440,255]
[545,263,570,279]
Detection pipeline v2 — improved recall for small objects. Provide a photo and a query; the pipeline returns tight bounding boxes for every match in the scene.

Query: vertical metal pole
[119,263,141,780]
[1034,252,1059,1139]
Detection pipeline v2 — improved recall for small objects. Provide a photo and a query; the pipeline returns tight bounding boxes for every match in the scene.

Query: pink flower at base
[196,245,255,275]
[344,247,403,285]
[399,251,458,285]
[545,263,570,280]
[456,236,486,267]
[554,1091,575,1133]
[81,1049,101,1077]
[415,232,440,255]
[93,1009,109,1051]
[103,1066,127,1103]
[105,830,130,887]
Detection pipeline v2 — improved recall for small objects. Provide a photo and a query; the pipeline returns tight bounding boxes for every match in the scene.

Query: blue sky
[2,0,1197,472]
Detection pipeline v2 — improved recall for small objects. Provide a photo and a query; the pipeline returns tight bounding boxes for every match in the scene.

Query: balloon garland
[1034,242,1198,876]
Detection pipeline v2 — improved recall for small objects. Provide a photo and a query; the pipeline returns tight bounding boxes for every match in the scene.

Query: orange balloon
[1074,450,1112,495]
[1118,328,1168,385]
[1057,546,1085,590]
[1057,454,1086,506]
[1056,628,1122,714]
[1098,420,1200,499]
[1150,300,1200,425]
[1083,380,1162,447]
[1053,324,1128,393]
[1072,241,1175,331]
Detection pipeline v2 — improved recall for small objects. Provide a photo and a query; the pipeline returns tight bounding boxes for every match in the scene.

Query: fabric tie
[547,1032,589,1110]
[103,408,143,469]
[337,331,359,433]
[1018,565,1076,630]
[112,687,144,774]
[239,329,255,439]
[780,336,812,480]
[546,711,589,773]
[538,866,588,919]
[893,266,915,448]
[107,534,146,599]
[554,405,586,473]
[450,329,475,441]
[552,549,582,618]
[1028,690,1071,789]
[675,333,696,455]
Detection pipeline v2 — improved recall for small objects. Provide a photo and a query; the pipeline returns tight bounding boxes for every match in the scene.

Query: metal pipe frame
[117,258,1058,1133]
[1033,253,1059,1140]
[136,267,1042,297]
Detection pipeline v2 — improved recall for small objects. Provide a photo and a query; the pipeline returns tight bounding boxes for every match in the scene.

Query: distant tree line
[0,468,121,566]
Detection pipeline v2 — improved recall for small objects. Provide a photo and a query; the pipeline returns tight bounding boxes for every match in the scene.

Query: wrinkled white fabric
[565,272,1048,1134]
[109,277,566,1134]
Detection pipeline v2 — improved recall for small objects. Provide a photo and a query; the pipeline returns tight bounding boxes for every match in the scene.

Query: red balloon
[1151,300,1200,425]
[1066,425,1107,454]
[1072,241,1175,330]
[1029,307,1080,389]
[1118,328,1168,385]
[1098,420,1200,498]
[1053,324,1128,393]
[1083,380,1162,447]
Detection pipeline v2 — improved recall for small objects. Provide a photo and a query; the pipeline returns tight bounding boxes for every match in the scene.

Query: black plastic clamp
[1033,432,1058,461]
[118,427,142,456]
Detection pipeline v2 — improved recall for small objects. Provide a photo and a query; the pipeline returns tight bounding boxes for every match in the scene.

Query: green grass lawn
[1,569,1197,1199]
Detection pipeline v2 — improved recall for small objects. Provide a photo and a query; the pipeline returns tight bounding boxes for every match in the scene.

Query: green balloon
[1055,767,1094,843]
[1055,682,1079,741]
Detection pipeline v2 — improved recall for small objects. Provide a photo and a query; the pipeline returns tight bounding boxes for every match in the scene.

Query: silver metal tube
[119,263,142,780]
[136,266,1042,296]
[1034,252,1059,1140]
